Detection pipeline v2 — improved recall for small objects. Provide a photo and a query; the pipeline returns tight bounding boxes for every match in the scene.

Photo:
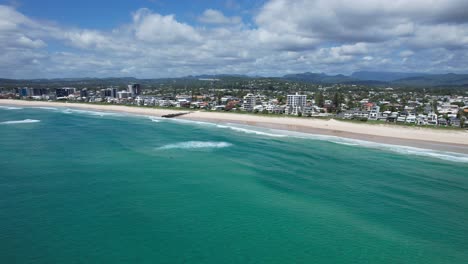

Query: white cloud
[198,9,242,25]
[132,8,201,43]
[0,1,468,79]
[400,50,414,57]
[16,35,46,48]
[255,0,468,46]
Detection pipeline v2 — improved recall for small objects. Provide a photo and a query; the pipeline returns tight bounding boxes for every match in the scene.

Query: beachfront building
[101,88,118,98]
[368,105,381,120]
[243,93,256,112]
[56,87,76,99]
[128,84,141,96]
[405,113,416,124]
[438,104,460,115]
[265,104,283,114]
[176,95,192,108]
[17,87,48,99]
[135,96,144,106]
[117,91,131,99]
[286,92,307,115]
[427,112,438,125]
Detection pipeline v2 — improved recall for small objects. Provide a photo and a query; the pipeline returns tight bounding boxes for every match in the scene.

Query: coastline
[0,99,185,117]
[2,99,468,154]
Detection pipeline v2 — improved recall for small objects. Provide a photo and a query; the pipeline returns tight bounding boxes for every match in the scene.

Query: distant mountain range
[350,71,430,82]
[282,72,354,84]
[1,71,468,87]
[281,71,468,87]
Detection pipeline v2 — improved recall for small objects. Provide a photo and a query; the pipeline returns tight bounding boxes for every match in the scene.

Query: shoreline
[0,99,186,117]
[2,99,468,154]
[180,116,468,154]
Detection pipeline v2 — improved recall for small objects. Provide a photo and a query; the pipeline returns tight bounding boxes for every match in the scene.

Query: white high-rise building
[286,92,307,115]
[243,93,256,112]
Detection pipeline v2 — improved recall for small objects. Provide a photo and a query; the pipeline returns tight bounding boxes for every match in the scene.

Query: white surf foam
[0,106,23,110]
[340,140,468,163]
[147,116,163,123]
[169,118,216,126]
[157,141,232,150]
[216,124,288,138]
[263,128,468,163]
[61,108,119,117]
[32,107,59,110]
[168,119,287,138]
[169,120,468,163]
[0,119,40,124]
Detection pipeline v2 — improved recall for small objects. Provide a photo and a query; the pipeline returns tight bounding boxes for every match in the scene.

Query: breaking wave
[168,119,287,138]
[61,108,120,117]
[167,119,468,163]
[148,116,163,123]
[32,107,59,110]
[0,106,23,110]
[332,139,468,163]
[258,127,468,163]
[216,124,288,138]
[243,127,468,163]
[0,119,40,124]
[157,141,232,150]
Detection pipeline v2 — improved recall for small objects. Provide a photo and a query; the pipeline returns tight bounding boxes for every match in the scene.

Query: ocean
[1,106,468,263]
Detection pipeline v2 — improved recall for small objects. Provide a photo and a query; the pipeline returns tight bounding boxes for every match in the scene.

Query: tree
[315,92,324,107]
[431,99,438,111]
[452,102,465,107]
[333,92,344,111]
[415,105,424,114]
[333,92,340,108]
[277,95,285,104]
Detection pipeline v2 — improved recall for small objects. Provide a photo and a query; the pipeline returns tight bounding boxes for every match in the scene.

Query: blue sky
[2,0,261,28]
[0,0,467,78]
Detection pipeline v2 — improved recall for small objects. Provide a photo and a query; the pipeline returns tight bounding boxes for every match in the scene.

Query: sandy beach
[0,99,184,117]
[2,99,468,154]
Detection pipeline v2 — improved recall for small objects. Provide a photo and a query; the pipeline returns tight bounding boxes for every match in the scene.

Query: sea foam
[168,120,468,163]
[216,124,287,137]
[239,126,468,163]
[61,108,120,117]
[147,116,163,123]
[252,126,468,163]
[0,106,23,110]
[30,106,122,117]
[168,119,287,138]
[32,107,59,110]
[0,119,40,124]
[157,141,232,150]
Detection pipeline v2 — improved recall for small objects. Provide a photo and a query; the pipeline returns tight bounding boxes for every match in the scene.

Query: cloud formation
[0,1,467,79]
[198,9,242,25]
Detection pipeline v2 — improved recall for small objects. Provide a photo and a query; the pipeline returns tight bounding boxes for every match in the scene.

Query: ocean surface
[1,105,468,263]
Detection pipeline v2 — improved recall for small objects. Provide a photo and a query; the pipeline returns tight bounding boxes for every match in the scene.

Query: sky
[0,0,468,79]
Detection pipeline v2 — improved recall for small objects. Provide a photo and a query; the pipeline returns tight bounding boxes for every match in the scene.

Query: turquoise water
[1,106,468,263]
